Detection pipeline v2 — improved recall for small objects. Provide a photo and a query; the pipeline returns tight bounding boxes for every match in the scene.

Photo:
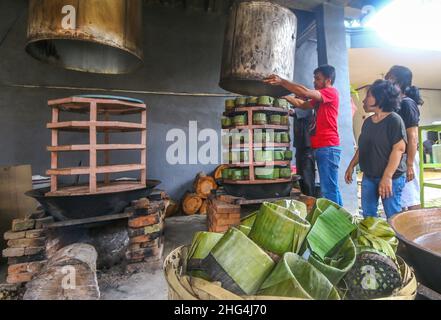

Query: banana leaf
[357,217,399,252]
[307,206,357,261]
[307,198,354,226]
[237,224,252,236]
[187,232,224,280]
[258,252,341,300]
[206,227,275,295]
[272,199,308,219]
[308,238,356,285]
[249,202,311,256]
[240,211,258,228]
[355,234,397,262]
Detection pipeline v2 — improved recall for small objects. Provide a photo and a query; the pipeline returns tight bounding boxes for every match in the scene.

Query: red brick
[208,225,229,233]
[2,248,25,258]
[129,239,159,251]
[133,198,150,209]
[7,237,45,249]
[128,222,163,238]
[212,214,240,227]
[12,219,35,232]
[26,229,46,239]
[24,247,45,256]
[7,260,46,275]
[6,273,33,284]
[217,195,240,204]
[4,230,26,241]
[210,199,240,214]
[129,232,161,244]
[128,214,160,228]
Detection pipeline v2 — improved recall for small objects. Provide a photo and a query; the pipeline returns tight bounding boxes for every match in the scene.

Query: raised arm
[379,139,406,199]
[283,95,314,110]
[263,75,322,101]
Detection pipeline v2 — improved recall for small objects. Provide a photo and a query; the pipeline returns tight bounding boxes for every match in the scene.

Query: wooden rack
[46,96,147,196]
[222,105,292,185]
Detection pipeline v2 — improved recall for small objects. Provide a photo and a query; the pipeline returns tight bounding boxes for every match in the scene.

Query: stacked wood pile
[23,243,100,300]
[182,171,219,216]
[124,195,168,272]
[1,209,53,285]
[207,196,241,233]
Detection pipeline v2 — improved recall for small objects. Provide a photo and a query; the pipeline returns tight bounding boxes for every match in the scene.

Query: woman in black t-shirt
[345,80,407,219]
[385,65,424,210]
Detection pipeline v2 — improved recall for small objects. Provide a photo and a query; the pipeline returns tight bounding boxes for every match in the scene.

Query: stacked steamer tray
[46,95,147,196]
[220,96,294,199]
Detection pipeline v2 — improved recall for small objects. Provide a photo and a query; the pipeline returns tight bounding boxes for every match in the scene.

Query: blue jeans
[361,174,406,219]
[315,146,343,206]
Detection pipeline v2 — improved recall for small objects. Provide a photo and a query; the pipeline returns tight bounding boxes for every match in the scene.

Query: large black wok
[26,180,161,221]
[390,208,441,293]
[220,176,300,199]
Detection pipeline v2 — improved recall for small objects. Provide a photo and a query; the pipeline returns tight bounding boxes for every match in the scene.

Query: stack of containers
[221,96,293,184]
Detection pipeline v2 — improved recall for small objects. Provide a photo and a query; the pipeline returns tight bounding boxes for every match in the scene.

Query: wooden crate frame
[46,96,147,196]
[222,105,291,185]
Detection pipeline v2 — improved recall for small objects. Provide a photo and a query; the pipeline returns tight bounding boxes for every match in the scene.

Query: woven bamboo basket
[163,246,417,301]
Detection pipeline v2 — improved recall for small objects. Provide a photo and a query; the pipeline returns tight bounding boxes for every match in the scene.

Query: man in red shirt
[264,65,343,205]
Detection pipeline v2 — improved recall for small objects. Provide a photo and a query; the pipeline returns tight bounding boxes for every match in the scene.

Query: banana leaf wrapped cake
[249,201,310,256]
[181,198,412,300]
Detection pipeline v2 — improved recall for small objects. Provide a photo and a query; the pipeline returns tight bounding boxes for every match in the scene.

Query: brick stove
[1,191,169,291]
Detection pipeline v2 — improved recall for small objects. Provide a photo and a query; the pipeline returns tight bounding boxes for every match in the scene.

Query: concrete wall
[0,1,318,201]
[0,1,231,200]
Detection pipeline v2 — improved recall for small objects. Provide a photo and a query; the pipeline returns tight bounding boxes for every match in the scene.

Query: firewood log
[23,243,100,300]
[193,172,217,199]
[165,199,180,218]
[182,193,203,215]
[213,165,228,181]
[199,200,208,215]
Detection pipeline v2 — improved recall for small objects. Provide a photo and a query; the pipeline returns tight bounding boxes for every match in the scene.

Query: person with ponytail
[386,65,423,210]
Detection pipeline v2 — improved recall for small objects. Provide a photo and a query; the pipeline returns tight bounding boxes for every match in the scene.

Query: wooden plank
[231,143,290,149]
[253,161,291,166]
[225,106,289,116]
[50,108,59,193]
[47,144,146,152]
[235,196,294,205]
[49,96,146,109]
[227,125,289,131]
[104,113,110,185]
[89,102,97,193]
[45,213,131,229]
[50,104,144,115]
[226,161,290,168]
[47,121,145,132]
[140,109,147,184]
[222,178,292,185]
[46,164,145,176]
